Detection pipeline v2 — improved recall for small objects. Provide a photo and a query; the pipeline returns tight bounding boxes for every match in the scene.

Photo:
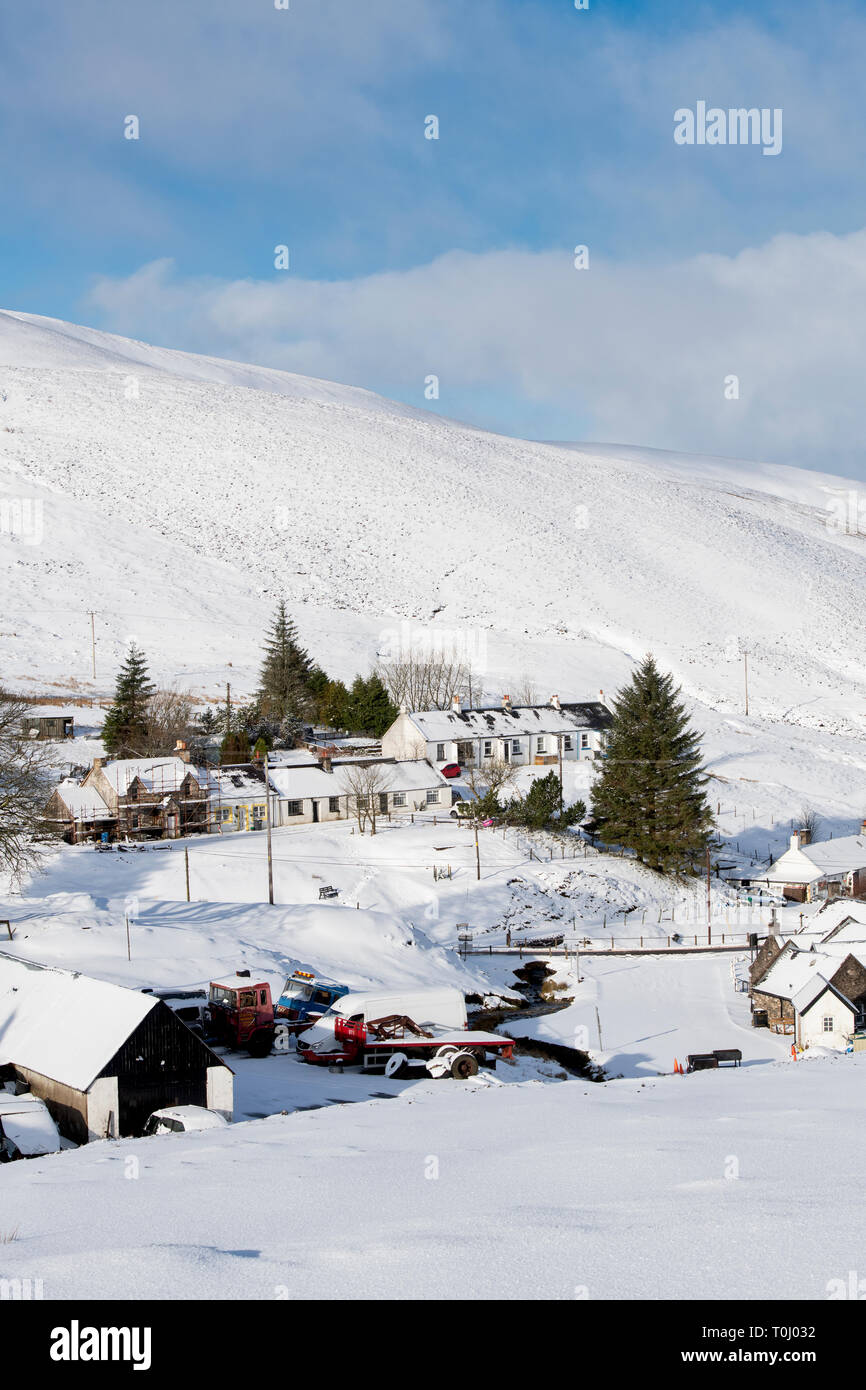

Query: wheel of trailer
[450,1050,479,1080]
[385,1051,408,1079]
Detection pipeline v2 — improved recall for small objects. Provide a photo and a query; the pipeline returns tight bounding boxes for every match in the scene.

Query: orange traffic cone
[790,1043,797,1059]
[674,1058,681,1074]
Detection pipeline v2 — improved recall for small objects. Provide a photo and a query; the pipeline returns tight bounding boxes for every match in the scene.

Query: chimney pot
[451,695,461,714]
[549,694,561,710]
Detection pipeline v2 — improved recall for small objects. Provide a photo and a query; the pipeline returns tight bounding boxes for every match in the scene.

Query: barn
[0,957,233,1142]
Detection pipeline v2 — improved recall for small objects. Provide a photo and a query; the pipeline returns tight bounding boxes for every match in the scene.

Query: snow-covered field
[2,311,865,1302]
[2,1052,863,1301]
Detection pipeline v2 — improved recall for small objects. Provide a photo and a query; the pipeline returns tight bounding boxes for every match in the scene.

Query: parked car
[439,763,461,778]
[0,1092,65,1161]
[143,1105,230,1136]
[450,800,475,818]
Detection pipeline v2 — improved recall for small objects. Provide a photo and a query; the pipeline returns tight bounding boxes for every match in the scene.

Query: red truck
[206,972,276,1056]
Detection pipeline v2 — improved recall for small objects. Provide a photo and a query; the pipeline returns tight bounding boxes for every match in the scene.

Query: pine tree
[220,729,251,765]
[102,645,155,756]
[591,655,713,877]
[257,601,313,720]
[362,673,398,738]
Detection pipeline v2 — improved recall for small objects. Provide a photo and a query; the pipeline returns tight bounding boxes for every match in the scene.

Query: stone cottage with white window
[381,694,612,770]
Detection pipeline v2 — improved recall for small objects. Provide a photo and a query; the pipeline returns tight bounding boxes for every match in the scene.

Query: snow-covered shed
[0,957,232,1141]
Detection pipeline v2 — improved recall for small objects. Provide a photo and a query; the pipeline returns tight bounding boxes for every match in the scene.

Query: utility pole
[184,845,191,903]
[743,652,749,716]
[706,843,712,944]
[265,751,274,905]
[558,735,563,816]
[225,681,232,730]
[125,914,131,961]
[474,815,481,881]
[88,611,96,679]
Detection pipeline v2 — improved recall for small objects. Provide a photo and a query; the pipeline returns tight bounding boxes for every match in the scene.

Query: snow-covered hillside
[1,309,864,739]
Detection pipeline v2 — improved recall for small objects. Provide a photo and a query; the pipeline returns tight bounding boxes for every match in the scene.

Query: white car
[143,1105,230,1136]
[0,1092,66,1160]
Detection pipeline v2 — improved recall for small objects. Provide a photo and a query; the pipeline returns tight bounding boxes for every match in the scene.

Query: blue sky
[3,0,866,475]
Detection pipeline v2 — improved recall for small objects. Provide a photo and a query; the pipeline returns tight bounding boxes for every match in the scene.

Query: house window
[220,807,233,821]
[436,743,446,761]
[537,737,546,753]
[328,796,340,813]
[483,740,493,758]
[393,792,406,807]
[581,734,589,748]
[823,1016,835,1032]
[285,800,302,817]
[426,789,439,804]
[563,735,573,751]
[511,740,521,756]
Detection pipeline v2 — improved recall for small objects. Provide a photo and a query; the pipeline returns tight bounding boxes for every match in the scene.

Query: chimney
[174,739,191,764]
[790,829,813,851]
[451,695,462,714]
[502,693,512,712]
[861,817,866,836]
[92,757,103,772]
[322,756,332,774]
[549,694,561,710]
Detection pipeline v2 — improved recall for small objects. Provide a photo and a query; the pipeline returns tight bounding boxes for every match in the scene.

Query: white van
[327,987,468,1031]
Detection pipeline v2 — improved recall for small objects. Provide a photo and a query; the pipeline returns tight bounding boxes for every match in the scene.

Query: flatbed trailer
[298,1012,514,1079]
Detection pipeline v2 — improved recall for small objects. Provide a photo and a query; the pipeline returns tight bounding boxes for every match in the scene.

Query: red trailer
[296,987,513,1078]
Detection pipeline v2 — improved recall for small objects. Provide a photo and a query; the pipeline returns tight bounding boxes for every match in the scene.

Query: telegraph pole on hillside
[743,653,749,717]
[88,611,96,680]
[474,814,481,881]
[706,844,712,945]
[265,751,274,905]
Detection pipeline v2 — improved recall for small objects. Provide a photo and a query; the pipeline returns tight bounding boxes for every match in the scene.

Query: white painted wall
[86,1076,119,1140]
[206,1065,234,1119]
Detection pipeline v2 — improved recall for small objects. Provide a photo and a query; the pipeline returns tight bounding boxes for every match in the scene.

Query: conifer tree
[257,601,313,720]
[591,655,713,877]
[102,645,155,756]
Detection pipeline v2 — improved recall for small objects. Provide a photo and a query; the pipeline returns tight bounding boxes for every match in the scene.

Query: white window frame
[563,735,573,751]
[285,799,303,817]
[436,743,446,761]
[537,737,546,753]
[822,1015,834,1033]
[426,789,440,804]
[483,740,493,759]
[393,791,407,807]
[511,740,521,756]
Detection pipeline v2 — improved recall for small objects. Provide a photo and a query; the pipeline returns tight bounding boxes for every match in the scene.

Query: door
[117,1075,206,1137]
[312,801,319,823]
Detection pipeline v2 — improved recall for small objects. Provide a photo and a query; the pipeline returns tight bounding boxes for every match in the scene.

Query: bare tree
[376,649,478,712]
[143,687,197,755]
[798,804,823,842]
[341,763,393,835]
[514,675,538,706]
[462,754,516,809]
[0,688,58,883]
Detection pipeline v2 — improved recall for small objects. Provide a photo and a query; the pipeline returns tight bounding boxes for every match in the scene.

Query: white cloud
[86,227,866,477]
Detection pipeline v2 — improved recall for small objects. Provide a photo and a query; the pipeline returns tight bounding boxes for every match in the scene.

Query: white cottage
[381,694,612,770]
[750,824,866,902]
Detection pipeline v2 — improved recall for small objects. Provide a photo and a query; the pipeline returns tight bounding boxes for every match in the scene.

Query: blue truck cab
[274,969,351,1033]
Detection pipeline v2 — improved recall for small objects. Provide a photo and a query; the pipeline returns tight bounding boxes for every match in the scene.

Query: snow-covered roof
[208,764,268,804]
[404,701,612,742]
[801,835,866,874]
[50,779,112,821]
[93,757,206,795]
[0,956,158,1092]
[792,975,855,1017]
[268,758,445,802]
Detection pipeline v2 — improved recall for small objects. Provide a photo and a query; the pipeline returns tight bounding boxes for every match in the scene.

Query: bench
[686,1049,743,1072]
[318,885,339,900]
